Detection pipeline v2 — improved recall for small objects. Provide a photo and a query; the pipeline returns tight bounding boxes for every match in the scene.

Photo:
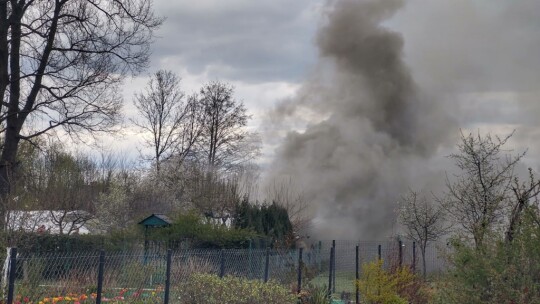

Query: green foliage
[357,259,427,304]
[299,284,329,304]
[155,211,259,249]
[6,230,142,253]
[234,199,293,245]
[117,261,162,286]
[175,273,297,304]
[434,211,540,304]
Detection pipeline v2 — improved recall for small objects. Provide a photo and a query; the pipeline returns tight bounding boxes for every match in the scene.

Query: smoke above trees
[265,0,456,239]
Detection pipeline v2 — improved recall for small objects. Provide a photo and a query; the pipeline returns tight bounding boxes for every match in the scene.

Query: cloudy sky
[106,0,540,167]
[94,0,540,238]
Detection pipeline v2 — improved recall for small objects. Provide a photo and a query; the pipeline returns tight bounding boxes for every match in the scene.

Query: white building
[6,210,95,235]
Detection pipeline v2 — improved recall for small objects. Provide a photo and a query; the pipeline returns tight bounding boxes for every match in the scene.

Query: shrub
[5,229,142,253]
[299,283,329,304]
[357,259,430,304]
[175,273,296,304]
[433,231,540,304]
[154,211,260,249]
[233,199,294,247]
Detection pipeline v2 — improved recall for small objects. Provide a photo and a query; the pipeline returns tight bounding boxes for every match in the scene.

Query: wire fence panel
[2,240,448,303]
[14,252,101,303]
[102,252,166,303]
[267,249,298,287]
[310,240,446,302]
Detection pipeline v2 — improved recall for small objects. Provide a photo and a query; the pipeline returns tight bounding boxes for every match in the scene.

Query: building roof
[138,213,172,227]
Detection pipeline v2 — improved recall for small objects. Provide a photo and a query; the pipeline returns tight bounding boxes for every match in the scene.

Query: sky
[105,0,320,160]
[94,0,540,238]
[106,0,540,164]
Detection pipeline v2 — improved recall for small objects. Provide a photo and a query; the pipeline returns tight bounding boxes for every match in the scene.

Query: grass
[309,271,357,294]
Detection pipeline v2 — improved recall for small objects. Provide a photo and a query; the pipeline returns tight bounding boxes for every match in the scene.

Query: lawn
[309,271,357,294]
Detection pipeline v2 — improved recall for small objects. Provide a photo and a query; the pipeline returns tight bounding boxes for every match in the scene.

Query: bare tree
[94,179,132,233]
[265,177,311,238]
[399,189,448,279]
[91,151,141,233]
[14,144,101,235]
[0,0,162,228]
[444,131,524,248]
[183,163,240,225]
[133,70,201,173]
[505,169,540,243]
[197,81,260,171]
[39,149,99,234]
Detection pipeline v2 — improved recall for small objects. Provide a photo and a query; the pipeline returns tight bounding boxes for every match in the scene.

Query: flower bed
[15,288,163,304]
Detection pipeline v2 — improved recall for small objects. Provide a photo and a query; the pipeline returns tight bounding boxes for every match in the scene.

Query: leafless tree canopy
[0,0,162,222]
[183,164,241,224]
[132,70,201,173]
[443,131,524,248]
[197,81,260,171]
[505,168,540,243]
[13,143,101,234]
[264,177,311,237]
[399,189,448,279]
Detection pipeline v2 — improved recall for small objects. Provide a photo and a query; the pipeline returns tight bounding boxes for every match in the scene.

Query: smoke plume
[265,0,454,239]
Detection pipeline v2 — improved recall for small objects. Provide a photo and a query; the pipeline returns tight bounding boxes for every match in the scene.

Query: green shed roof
[138,214,172,227]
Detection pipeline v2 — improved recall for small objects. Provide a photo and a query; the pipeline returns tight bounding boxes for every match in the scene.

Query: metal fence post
[332,240,336,293]
[219,249,225,278]
[355,245,359,304]
[96,250,105,304]
[264,248,270,283]
[318,241,322,272]
[412,242,416,273]
[164,249,172,304]
[297,248,303,294]
[6,247,17,304]
[398,240,403,268]
[328,247,334,299]
[377,245,381,297]
[248,240,252,279]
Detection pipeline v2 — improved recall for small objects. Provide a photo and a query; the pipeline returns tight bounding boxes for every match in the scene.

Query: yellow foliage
[357,259,415,304]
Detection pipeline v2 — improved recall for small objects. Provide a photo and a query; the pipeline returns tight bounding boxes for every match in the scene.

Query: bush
[357,259,430,304]
[6,229,142,253]
[175,273,297,304]
[234,199,294,247]
[299,283,329,304]
[155,211,260,249]
[433,231,540,304]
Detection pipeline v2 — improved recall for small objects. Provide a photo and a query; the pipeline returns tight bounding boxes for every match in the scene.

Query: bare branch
[443,130,524,247]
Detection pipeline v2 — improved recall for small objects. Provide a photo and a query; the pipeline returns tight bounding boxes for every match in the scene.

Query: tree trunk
[0,132,20,229]
[0,1,24,231]
[506,196,527,244]
[422,245,427,280]
[0,1,8,114]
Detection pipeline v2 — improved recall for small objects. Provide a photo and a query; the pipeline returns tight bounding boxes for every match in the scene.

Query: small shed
[138,214,172,228]
[138,214,173,258]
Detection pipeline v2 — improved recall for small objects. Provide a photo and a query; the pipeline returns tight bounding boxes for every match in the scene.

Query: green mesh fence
[3,241,445,303]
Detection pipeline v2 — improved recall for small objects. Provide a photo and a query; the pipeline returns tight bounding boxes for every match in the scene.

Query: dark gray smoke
[265,0,454,239]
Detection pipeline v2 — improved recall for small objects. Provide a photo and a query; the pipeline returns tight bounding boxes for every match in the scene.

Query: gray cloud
[150,0,320,82]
